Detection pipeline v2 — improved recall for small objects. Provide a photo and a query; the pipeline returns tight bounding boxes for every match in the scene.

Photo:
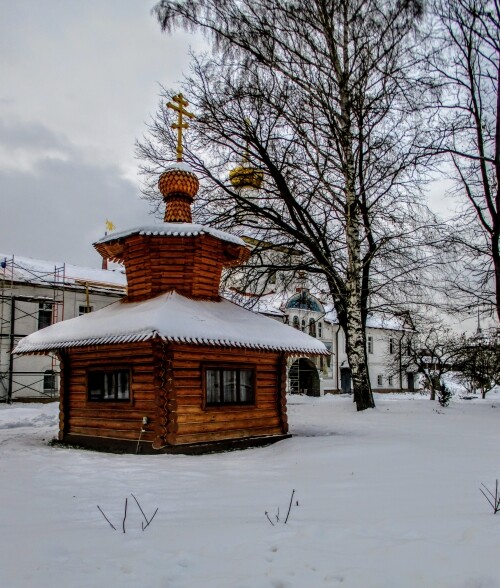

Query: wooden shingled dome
[159,165,200,223]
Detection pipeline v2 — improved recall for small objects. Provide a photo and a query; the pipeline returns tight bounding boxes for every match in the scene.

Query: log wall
[60,341,288,450]
[163,344,288,446]
[123,234,242,301]
[62,342,158,444]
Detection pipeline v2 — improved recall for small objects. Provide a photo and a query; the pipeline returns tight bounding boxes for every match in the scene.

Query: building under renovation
[0,255,125,401]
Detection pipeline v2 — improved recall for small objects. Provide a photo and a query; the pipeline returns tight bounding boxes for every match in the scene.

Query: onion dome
[158,162,200,223]
[229,163,264,191]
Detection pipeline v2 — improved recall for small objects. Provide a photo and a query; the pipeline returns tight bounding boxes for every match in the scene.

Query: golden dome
[229,164,264,190]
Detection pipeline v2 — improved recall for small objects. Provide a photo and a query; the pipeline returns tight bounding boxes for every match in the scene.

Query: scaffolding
[0,255,65,402]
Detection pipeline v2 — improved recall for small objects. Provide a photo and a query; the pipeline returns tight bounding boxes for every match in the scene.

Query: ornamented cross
[166,93,195,162]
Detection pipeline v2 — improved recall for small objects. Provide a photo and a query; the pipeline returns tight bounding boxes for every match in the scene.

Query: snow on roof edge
[14,332,328,356]
[94,223,246,248]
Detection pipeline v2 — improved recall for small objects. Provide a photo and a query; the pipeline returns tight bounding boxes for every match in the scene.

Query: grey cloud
[0,156,152,267]
[0,118,73,153]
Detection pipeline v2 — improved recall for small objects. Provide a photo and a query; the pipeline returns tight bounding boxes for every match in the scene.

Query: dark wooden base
[58,433,291,455]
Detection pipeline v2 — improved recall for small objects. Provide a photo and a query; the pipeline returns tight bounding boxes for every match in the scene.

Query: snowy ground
[1,392,500,588]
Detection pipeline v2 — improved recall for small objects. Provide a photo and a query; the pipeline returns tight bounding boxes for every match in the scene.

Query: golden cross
[166,93,195,162]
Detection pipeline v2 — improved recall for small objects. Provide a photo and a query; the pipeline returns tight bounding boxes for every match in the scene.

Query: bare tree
[455,331,500,397]
[397,316,462,400]
[431,0,500,320]
[146,0,441,410]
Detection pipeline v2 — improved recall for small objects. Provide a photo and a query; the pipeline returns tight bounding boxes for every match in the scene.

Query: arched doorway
[289,358,320,396]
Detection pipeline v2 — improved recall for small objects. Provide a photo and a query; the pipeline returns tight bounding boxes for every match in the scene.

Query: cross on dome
[167,93,195,162]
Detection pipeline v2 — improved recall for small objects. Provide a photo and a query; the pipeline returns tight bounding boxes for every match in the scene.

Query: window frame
[388,375,393,386]
[202,363,256,408]
[389,337,395,354]
[38,302,53,330]
[367,335,374,354]
[86,368,132,403]
[308,317,316,337]
[377,374,383,386]
[43,369,57,393]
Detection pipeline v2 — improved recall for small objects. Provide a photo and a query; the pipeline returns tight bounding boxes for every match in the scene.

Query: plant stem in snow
[143,508,158,531]
[131,493,148,525]
[97,506,116,531]
[284,489,295,524]
[122,497,128,533]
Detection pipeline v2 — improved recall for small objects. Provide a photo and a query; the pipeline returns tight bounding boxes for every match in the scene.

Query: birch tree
[147,0,437,410]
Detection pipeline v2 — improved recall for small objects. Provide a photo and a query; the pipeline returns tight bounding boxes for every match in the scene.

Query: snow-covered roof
[0,253,126,292]
[94,223,245,248]
[224,290,285,317]
[14,291,328,355]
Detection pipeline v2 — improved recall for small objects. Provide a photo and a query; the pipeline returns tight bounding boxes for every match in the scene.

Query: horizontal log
[176,415,281,434]
[69,416,155,431]
[164,400,281,413]
[67,408,156,420]
[173,426,283,445]
[68,425,156,442]
[176,408,279,424]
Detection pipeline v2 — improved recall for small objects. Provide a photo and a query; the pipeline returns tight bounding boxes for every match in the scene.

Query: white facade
[0,255,125,401]
[283,297,414,394]
[228,274,415,395]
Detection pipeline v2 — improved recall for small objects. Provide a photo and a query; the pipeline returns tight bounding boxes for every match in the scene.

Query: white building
[229,285,415,396]
[0,255,125,401]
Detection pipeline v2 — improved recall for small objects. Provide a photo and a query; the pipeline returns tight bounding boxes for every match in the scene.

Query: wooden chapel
[14,94,327,453]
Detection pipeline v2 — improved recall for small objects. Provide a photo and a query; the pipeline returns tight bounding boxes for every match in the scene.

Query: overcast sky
[1,1,455,271]
[0,0,206,267]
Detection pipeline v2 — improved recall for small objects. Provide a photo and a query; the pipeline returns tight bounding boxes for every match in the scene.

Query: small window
[292,316,300,329]
[318,322,322,338]
[377,374,383,386]
[388,376,393,386]
[38,302,53,330]
[43,370,56,392]
[389,337,394,354]
[308,318,316,337]
[301,318,306,332]
[205,367,254,406]
[88,370,130,401]
[367,336,374,354]
[79,305,93,316]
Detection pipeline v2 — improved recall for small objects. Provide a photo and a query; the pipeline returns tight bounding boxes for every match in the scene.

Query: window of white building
[389,337,395,354]
[377,374,383,386]
[367,335,374,354]
[43,370,56,393]
[38,302,53,330]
